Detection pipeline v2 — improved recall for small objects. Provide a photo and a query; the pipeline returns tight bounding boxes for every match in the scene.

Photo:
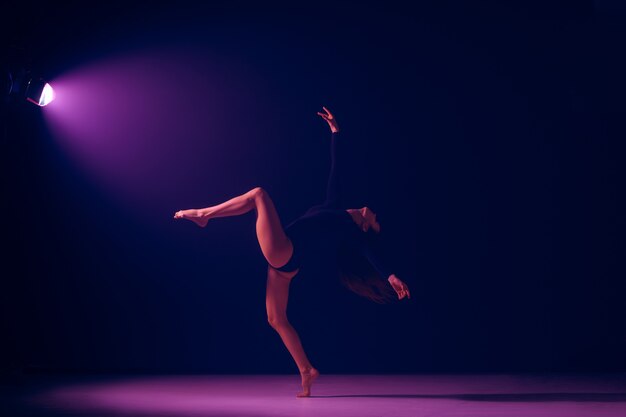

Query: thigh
[254,190,293,267]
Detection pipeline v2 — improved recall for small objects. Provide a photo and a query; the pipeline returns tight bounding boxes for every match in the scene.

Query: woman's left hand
[317,106,340,133]
[388,274,411,300]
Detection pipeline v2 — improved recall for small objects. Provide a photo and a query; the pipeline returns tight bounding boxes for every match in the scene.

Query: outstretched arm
[361,235,411,300]
[317,107,342,208]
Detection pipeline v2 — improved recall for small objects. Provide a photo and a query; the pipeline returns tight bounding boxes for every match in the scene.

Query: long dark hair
[336,232,396,304]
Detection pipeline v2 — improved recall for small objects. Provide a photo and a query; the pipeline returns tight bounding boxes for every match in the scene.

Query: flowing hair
[336,234,396,304]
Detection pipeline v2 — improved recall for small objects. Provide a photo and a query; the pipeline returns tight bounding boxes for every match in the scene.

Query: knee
[268,315,289,331]
[249,186,267,200]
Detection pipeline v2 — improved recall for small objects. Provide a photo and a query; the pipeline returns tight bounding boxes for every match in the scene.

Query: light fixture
[5,69,55,107]
[25,78,55,106]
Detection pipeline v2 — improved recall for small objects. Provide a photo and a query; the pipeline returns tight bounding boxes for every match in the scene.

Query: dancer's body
[174,107,410,397]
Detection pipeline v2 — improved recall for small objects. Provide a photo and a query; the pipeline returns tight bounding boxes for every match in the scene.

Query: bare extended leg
[266,266,319,397]
[174,187,293,268]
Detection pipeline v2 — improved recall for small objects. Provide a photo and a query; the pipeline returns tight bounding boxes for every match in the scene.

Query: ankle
[198,208,212,218]
[300,366,316,375]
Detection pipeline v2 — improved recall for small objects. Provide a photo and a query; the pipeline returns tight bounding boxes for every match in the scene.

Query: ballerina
[175,107,411,397]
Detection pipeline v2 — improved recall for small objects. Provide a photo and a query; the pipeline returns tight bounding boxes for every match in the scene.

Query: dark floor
[2,373,625,416]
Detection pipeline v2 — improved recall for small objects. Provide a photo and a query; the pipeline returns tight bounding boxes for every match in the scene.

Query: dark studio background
[1,1,624,377]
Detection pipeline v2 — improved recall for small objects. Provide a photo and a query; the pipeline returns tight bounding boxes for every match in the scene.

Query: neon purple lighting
[21,374,626,417]
[43,48,267,221]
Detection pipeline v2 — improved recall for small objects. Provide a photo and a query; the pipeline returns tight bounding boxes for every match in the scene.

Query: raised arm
[317,107,342,209]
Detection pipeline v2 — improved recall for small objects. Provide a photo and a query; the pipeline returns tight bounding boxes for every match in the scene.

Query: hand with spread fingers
[388,274,411,300]
[317,106,340,133]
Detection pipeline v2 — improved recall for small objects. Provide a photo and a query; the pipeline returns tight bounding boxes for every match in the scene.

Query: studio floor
[2,373,625,417]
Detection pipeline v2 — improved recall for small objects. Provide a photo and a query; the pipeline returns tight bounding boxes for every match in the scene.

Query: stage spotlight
[5,69,55,107]
[25,78,55,106]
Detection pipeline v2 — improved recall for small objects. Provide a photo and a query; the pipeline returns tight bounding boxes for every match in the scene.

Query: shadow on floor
[311,393,626,402]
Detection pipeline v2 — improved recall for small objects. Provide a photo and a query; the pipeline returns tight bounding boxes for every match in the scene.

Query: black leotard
[275,132,391,279]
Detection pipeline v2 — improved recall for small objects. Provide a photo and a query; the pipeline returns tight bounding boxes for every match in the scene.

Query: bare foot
[173,209,209,227]
[296,368,319,398]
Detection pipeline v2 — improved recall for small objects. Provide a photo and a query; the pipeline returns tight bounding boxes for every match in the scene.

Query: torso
[272,209,358,275]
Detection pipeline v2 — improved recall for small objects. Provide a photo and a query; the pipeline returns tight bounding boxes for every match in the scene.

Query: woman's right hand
[317,106,340,133]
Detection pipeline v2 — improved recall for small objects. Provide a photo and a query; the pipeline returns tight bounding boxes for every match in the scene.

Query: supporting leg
[266,266,319,397]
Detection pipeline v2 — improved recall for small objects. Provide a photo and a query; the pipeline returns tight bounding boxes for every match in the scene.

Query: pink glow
[26,374,626,417]
[43,47,268,221]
